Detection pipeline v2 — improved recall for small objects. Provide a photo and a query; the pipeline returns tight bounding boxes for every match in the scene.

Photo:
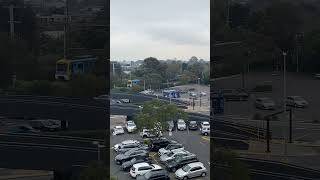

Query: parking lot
[110,129,210,179]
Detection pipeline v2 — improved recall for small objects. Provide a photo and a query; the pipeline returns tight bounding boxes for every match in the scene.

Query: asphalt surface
[110,130,210,180]
[0,133,103,171]
[0,96,107,130]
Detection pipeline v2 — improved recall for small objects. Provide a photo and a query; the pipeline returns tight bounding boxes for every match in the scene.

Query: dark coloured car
[149,138,175,152]
[165,154,198,172]
[115,149,149,165]
[136,169,170,180]
[219,89,249,101]
[122,156,152,171]
[117,144,149,154]
[188,121,198,130]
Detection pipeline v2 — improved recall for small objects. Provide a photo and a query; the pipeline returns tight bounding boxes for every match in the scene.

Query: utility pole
[283,51,288,159]
[226,0,230,27]
[6,4,22,88]
[64,0,69,59]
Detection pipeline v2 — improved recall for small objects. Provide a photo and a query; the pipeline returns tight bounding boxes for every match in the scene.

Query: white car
[140,128,162,138]
[125,121,137,133]
[177,119,186,131]
[200,121,210,131]
[200,92,207,96]
[160,149,190,162]
[286,96,308,108]
[201,126,210,136]
[158,143,184,157]
[114,140,139,152]
[112,126,124,136]
[120,99,130,103]
[130,162,162,178]
[175,162,207,179]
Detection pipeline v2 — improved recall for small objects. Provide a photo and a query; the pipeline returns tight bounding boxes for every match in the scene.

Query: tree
[134,100,187,134]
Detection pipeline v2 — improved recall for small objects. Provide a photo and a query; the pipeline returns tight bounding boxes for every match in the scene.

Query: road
[110,130,210,180]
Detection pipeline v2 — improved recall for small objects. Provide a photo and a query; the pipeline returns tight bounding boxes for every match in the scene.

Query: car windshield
[115,127,122,130]
[178,121,184,125]
[175,156,183,162]
[182,164,192,172]
[128,123,135,127]
[167,152,174,157]
[190,121,196,125]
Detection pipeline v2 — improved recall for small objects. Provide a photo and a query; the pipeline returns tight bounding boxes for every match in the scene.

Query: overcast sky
[111,0,210,61]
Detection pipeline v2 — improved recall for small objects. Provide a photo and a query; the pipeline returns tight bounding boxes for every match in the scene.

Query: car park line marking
[202,136,210,141]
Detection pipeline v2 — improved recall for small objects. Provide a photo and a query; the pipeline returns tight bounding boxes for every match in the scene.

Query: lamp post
[93,141,105,161]
[282,51,288,159]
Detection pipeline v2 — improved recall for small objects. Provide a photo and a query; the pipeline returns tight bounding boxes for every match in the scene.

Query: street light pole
[283,51,288,159]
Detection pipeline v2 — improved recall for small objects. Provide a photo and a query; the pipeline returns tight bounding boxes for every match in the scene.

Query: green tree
[134,100,187,133]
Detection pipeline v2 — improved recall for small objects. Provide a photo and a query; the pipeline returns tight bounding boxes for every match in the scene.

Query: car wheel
[183,176,188,180]
[143,135,147,138]
[205,132,208,136]
[172,168,176,172]
[201,172,206,177]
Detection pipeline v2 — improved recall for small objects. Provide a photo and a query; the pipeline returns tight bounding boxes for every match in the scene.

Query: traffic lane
[0,133,102,148]
[218,117,320,142]
[215,72,320,122]
[110,131,210,179]
[0,143,97,171]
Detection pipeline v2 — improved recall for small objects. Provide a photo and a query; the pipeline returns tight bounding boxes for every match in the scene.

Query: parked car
[122,156,152,171]
[255,97,275,110]
[113,126,125,135]
[315,73,320,79]
[8,124,40,134]
[115,149,149,165]
[136,169,170,180]
[117,144,150,154]
[149,138,175,152]
[188,121,198,130]
[219,89,249,101]
[114,140,140,152]
[199,121,210,131]
[165,154,198,172]
[140,128,162,138]
[29,119,61,131]
[286,96,308,108]
[175,162,207,179]
[130,163,162,178]
[177,119,186,131]
[126,121,137,133]
[160,149,191,163]
[158,143,184,156]
[201,126,210,136]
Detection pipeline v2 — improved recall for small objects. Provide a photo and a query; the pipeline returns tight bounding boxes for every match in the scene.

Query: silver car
[160,149,190,163]
[175,162,207,179]
[255,97,275,110]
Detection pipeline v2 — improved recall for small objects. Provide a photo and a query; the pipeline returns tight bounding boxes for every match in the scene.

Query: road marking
[202,136,210,141]
[294,133,311,140]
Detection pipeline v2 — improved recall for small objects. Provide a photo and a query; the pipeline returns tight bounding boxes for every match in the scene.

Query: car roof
[133,162,150,168]
[187,162,204,168]
[115,126,123,128]
[202,121,209,124]
[122,140,138,144]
